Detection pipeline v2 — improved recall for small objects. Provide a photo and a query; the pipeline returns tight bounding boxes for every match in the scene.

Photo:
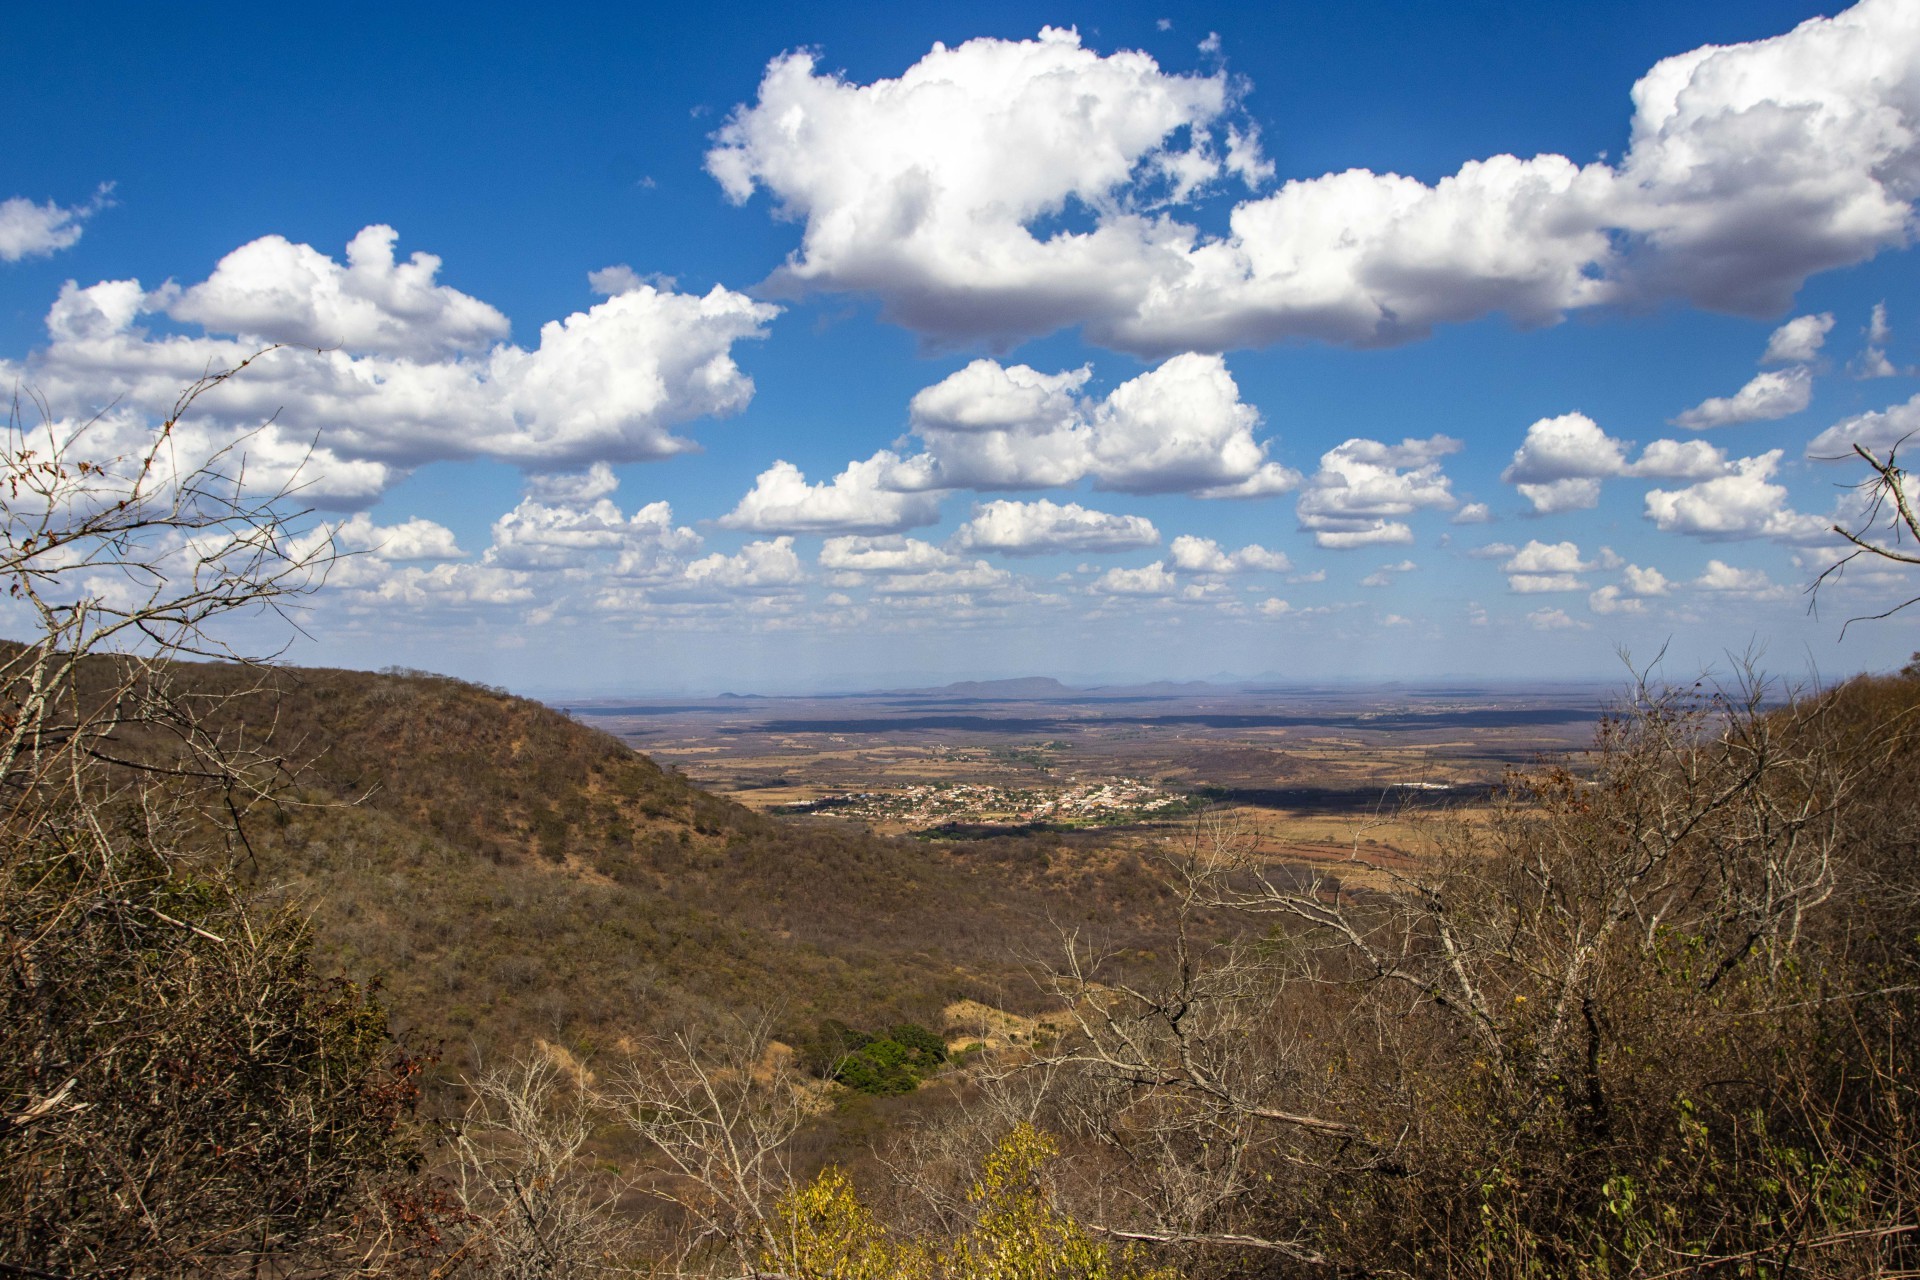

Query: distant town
[779,776,1203,830]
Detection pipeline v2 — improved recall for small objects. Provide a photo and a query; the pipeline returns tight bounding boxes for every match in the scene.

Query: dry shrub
[1027,669,1920,1277]
[0,370,450,1277]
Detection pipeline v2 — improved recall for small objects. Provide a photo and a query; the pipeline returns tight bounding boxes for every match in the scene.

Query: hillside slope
[164,663,1170,1062]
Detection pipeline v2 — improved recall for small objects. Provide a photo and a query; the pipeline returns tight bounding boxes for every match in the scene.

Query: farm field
[567,676,1611,841]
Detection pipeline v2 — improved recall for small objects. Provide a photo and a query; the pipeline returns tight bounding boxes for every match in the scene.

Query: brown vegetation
[15,617,1920,1276]
[117,660,1180,1066]
[1014,667,1920,1277]
[0,372,445,1277]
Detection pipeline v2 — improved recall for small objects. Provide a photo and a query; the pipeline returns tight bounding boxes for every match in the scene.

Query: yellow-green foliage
[765,1166,917,1280]
[763,1125,1174,1280]
[949,1124,1173,1280]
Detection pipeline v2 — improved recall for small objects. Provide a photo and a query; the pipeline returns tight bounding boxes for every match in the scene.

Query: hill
[159,663,1174,1063]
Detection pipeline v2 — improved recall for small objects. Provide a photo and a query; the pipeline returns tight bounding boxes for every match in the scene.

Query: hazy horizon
[529,666,1709,704]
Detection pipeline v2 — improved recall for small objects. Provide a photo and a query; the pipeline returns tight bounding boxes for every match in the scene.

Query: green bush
[807,1019,948,1095]
[889,1022,949,1067]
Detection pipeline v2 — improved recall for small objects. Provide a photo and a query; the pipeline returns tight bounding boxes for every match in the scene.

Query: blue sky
[5,0,1919,694]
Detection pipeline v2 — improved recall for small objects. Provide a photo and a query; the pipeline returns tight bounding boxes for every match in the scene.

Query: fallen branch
[1085,1221,1334,1267]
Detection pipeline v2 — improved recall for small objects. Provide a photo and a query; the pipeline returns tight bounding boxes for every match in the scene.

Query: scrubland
[11,648,1920,1278]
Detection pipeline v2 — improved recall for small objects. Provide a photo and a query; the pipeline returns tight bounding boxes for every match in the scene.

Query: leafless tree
[1014,664,1895,1274]
[0,364,441,1278]
[0,358,335,866]
[598,1017,809,1278]
[1815,437,1920,626]
[450,1055,635,1278]
[1017,817,1362,1269]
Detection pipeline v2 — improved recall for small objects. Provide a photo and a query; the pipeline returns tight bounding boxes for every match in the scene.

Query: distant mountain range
[888,676,1076,697]
[883,676,1243,699]
[575,674,1620,705]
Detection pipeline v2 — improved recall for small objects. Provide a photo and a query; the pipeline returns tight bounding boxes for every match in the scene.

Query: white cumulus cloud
[1692,559,1792,599]
[1808,392,1920,457]
[1587,585,1641,614]
[891,353,1298,498]
[1502,412,1737,511]
[588,264,678,296]
[868,562,1014,596]
[525,462,622,505]
[331,512,465,562]
[485,494,700,575]
[1504,539,1597,593]
[1624,564,1673,596]
[1762,313,1835,364]
[1855,302,1900,377]
[1672,367,1814,430]
[1632,438,1734,479]
[0,186,111,262]
[327,477,838,624]
[681,537,807,592]
[170,225,510,360]
[1501,413,1629,513]
[720,456,943,534]
[1092,561,1179,595]
[1644,451,1831,542]
[1587,563,1671,614]
[819,535,961,573]
[1296,435,1459,548]
[711,2,1920,353]
[952,499,1159,556]
[2,228,779,506]
[359,562,537,611]
[1856,347,1900,379]
[1167,535,1292,574]
[707,27,1257,347]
